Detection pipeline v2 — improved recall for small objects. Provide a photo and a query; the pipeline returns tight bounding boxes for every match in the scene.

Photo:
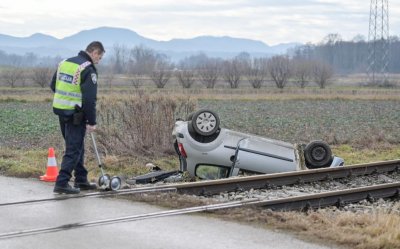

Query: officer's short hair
[86,41,105,54]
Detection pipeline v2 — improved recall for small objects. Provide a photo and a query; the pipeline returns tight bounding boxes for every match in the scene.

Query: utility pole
[367,0,389,85]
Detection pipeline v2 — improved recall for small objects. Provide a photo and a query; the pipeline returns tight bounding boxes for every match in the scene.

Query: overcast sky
[0,0,399,45]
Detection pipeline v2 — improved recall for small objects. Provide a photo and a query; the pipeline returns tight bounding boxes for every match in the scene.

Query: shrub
[96,94,196,156]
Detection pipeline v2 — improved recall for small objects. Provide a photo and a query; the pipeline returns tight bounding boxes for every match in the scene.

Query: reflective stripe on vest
[53,98,83,108]
[55,89,82,98]
[53,60,91,110]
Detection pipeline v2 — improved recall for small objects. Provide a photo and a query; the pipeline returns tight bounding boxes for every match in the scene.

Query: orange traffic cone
[40,147,59,182]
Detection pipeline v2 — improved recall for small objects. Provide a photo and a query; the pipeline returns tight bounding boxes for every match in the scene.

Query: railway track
[1,181,399,239]
[176,159,400,196]
[1,159,399,208]
[1,159,399,239]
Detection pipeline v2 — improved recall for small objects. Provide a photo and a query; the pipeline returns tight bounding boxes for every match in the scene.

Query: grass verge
[0,144,398,181]
[0,147,180,181]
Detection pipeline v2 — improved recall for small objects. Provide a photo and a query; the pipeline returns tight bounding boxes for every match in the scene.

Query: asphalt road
[0,175,338,249]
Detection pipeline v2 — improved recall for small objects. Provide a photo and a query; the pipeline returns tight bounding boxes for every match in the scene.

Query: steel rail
[174,159,400,195]
[0,199,260,239]
[1,182,399,240]
[0,187,177,207]
[0,159,399,207]
[257,181,400,211]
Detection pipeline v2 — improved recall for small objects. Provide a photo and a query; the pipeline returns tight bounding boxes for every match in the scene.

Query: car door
[225,134,299,174]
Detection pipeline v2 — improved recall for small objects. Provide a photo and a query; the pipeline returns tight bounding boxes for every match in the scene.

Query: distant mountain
[154,36,273,53]
[0,27,300,60]
[0,33,58,47]
[58,27,156,49]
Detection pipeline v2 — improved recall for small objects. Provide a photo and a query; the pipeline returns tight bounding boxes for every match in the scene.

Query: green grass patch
[0,147,180,180]
[198,99,400,146]
[333,144,400,165]
[0,148,45,177]
[0,102,59,147]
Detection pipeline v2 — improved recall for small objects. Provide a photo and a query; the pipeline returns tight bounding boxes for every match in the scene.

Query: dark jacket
[50,51,98,125]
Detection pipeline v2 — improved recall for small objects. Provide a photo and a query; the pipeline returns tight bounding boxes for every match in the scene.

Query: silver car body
[172,120,344,179]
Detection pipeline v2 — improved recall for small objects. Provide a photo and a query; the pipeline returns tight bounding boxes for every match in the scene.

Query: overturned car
[172,109,344,180]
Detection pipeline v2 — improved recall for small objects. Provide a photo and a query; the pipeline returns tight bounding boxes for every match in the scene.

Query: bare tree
[247,57,268,89]
[292,59,313,88]
[321,33,343,45]
[99,67,115,88]
[31,67,53,87]
[312,61,334,89]
[235,52,252,70]
[126,45,159,89]
[352,34,366,43]
[111,44,129,74]
[128,45,157,75]
[24,52,38,67]
[129,74,143,89]
[127,58,143,89]
[178,52,209,69]
[176,69,196,88]
[150,57,173,88]
[222,58,243,89]
[268,55,292,89]
[7,54,23,67]
[198,58,220,89]
[2,67,24,88]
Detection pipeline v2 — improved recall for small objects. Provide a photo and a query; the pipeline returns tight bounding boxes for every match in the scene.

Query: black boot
[54,184,80,194]
[74,181,97,190]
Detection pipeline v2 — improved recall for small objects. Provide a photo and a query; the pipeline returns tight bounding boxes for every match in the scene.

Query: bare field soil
[1,84,400,102]
[199,99,400,147]
[1,95,399,149]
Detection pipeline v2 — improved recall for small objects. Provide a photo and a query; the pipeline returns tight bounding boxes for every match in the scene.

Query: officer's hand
[87,124,96,133]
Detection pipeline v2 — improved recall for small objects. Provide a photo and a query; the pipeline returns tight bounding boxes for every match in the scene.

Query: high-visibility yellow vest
[52,60,91,110]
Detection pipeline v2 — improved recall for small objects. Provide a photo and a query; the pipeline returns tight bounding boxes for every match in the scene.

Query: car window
[196,165,230,180]
[238,169,260,177]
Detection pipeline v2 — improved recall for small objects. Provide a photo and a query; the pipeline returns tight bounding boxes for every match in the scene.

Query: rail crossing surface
[0,176,338,249]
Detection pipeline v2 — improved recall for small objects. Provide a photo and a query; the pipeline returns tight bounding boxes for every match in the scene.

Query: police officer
[50,41,105,194]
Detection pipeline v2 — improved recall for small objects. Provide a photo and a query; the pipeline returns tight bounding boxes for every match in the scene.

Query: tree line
[292,33,400,74]
[0,45,334,89]
[1,33,399,88]
[97,44,334,89]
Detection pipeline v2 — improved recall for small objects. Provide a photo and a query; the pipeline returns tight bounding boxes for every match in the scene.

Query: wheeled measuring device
[90,132,122,191]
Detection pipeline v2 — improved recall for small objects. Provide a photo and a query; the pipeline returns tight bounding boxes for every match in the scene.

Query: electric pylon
[367,0,389,85]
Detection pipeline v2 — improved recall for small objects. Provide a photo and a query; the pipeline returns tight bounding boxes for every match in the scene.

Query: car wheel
[304,140,332,169]
[187,120,195,134]
[191,109,220,136]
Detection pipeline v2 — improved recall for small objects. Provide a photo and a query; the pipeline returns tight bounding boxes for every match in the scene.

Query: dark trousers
[55,116,88,186]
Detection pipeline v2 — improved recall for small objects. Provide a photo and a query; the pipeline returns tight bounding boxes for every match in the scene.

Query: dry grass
[0,146,181,182]
[256,206,400,249]
[333,144,400,165]
[0,148,46,178]
[122,192,400,249]
[1,85,400,103]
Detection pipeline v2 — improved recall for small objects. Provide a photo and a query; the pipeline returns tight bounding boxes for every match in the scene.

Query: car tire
[304,140,332,169]
[187,112,195,121]
[191,109,220,136]
[187,120,195,134]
